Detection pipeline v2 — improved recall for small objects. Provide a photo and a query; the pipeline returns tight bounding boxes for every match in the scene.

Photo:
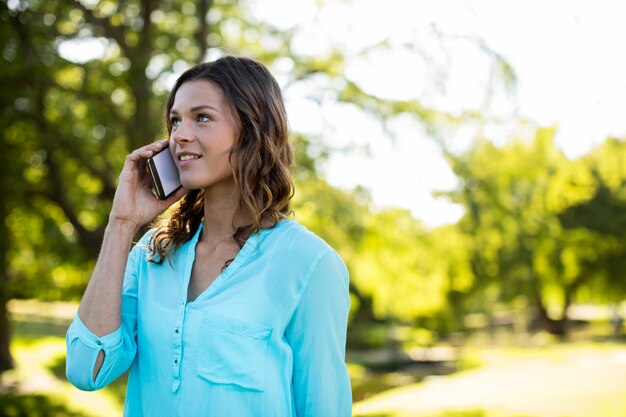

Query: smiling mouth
[179,155,200,161]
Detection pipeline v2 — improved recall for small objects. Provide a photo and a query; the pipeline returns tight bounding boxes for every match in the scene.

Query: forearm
[77,220,139,337]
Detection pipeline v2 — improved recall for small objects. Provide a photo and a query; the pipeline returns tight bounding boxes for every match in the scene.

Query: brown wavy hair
[148,56,294,263]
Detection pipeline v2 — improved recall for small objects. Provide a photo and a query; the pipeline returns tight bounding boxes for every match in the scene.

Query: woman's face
[168,79,240,192]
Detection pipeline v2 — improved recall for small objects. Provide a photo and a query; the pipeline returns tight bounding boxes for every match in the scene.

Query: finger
[144,139,170,153]
[127,140,170,162]
[142,139,170,155]
[125,149,151,164]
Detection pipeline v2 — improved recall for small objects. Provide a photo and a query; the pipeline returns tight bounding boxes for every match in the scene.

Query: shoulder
[262,219,334,256]
[269,222,350,306]
[258,219,346,271]
[260,220,349,292]
[128,228,157,263]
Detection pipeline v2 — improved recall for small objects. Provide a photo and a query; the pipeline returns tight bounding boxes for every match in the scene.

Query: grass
[1,338,124,417]
[1,304,125,417]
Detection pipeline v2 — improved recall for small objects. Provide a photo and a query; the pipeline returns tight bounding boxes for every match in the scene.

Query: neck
[201,182,249,243]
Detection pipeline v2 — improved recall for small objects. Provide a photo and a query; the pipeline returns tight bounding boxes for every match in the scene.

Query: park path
[353,345,626,417]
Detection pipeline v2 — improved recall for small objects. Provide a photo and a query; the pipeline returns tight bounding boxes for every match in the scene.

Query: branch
[41,146,103,258]
[56,142,117,200]
[73,0,133,59]
[11,110,118,199]
[33,87,103,258]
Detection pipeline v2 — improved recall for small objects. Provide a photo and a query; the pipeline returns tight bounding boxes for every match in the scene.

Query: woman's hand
[109,140,188,230]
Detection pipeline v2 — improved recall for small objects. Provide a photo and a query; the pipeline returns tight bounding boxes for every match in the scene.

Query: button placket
[171,226,198,393]
[171,301,187,392]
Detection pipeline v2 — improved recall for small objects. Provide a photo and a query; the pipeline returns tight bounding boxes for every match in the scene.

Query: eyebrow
[170,105,219,114]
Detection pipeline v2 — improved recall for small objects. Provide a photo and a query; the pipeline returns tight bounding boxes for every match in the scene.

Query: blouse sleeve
[65,239,142,391]
[285,249,352,417]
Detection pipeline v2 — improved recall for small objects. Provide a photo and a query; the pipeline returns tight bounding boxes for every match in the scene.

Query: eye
[170,116,181,127]
[197,113,211,122]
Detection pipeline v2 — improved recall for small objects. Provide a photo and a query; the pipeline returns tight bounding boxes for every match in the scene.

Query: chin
[180,173,235,192]
[179,177,207,190]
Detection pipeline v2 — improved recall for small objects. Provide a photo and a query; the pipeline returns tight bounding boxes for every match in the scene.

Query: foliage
[559,137,626,300]
[444,127,626,334]
[352,209,439,320]
[3,0,499,356]
[0,0,462,306]
[4,0,624,353]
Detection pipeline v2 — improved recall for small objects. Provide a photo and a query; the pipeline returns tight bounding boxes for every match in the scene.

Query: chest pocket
[195,313,272,392]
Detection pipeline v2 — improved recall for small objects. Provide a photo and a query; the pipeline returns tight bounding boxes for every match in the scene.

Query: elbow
[66,365,98,391]
[65,352,103,391]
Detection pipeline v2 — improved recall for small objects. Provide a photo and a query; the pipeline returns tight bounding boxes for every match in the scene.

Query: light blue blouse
[66,219,352,416]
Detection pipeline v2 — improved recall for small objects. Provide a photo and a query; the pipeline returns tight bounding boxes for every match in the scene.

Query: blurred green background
[1,1,625,416]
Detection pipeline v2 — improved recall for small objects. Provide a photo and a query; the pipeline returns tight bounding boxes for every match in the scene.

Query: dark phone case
[146,149,182,200]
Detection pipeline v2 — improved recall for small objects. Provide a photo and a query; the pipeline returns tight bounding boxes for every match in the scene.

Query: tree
[445,127,626,335]
[557,138,626,301]
[0,0,228,376]
[1,0,511,376]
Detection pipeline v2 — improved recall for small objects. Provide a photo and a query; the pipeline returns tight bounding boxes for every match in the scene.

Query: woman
[66,56,352,416]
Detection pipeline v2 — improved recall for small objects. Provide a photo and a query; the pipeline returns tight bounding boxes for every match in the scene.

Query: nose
[172,120,194,144]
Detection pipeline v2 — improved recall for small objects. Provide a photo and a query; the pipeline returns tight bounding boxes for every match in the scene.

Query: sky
[249,0,626,227]
[59,0,626,227]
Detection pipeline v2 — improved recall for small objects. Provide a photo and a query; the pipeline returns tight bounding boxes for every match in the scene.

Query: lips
[176,151,202,162]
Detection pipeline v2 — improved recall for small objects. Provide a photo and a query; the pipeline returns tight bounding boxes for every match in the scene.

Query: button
[174,359,178,364]
[175,329,180,333]
[96,341,102,346]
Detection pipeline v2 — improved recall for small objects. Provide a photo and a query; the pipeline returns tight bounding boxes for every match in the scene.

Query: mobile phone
[145,147,182,200]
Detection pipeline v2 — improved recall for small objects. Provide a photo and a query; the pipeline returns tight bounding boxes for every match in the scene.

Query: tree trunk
[195,0,212,63]
[0,154,13,378]
[535,301,568,336]
[348,282,376,324]
[0,291,12,377]
[531,277,577,336]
